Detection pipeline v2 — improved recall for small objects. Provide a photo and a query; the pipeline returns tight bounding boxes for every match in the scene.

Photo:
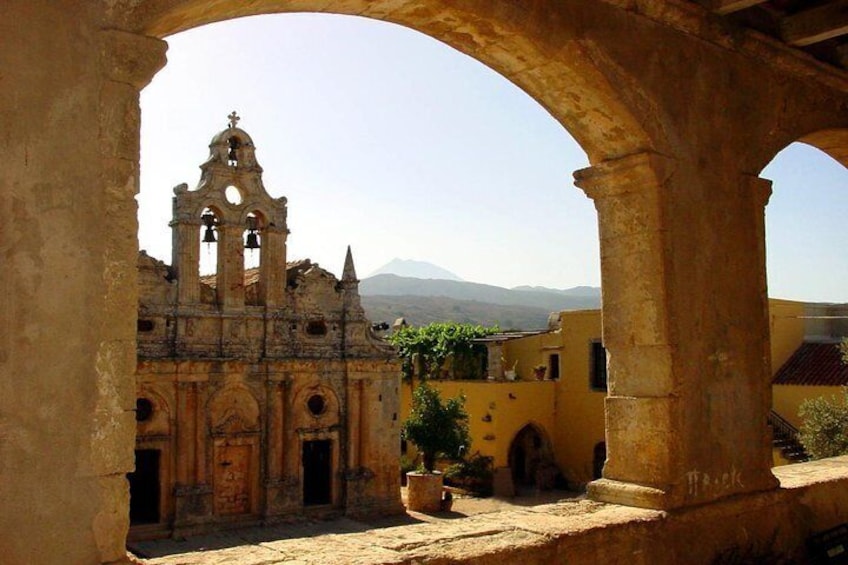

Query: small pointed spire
[342,245,357,282]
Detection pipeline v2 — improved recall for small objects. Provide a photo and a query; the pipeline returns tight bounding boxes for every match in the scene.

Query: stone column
[175,381,197,487]
[260,224,288,308]
[347,379,362,470]
[264,376,285,516]
[215,223,245,311]
[173,219,201,304]
[0,10,166,562]
[576,152,778,510]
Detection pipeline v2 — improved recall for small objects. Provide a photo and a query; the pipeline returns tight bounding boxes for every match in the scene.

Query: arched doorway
[508,424,555,492]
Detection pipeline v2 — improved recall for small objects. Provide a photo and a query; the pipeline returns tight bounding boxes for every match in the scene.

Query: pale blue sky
[139,13,848,302]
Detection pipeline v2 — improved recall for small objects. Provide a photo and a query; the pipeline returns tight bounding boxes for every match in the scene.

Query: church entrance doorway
[303,440,332,506]
[213,443,253,516]
[128,449,160,525]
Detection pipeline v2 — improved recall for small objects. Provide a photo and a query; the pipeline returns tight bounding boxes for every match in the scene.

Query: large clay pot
[406,471,443,512]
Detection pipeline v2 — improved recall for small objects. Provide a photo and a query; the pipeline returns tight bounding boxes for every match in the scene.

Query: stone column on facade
[260,223,288,308]
[175,381,197,487]
[194,381,208,486]
[359,378,370,469]
[576,152,779,510]
[347,379,362,470]
[173,219,201,304]
[264,375,285,516]
[215,223,245,311]
[280,375,299,511]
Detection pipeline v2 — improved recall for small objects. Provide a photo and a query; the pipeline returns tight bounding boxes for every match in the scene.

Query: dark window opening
[303,440,332,506]
[135,398,154,422]
[128,449,160,525]
[307,394,325,416]
[137,319,155,332]
[590,341,608,391]
[548,354,560,380]
[306,320,327,336]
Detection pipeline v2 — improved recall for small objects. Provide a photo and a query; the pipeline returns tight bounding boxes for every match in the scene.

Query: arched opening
[760,134,848,467]
[131,0,662,549]
[508,423,555,492]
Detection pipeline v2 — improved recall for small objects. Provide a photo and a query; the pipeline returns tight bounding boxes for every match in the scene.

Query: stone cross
[228,111,240,128]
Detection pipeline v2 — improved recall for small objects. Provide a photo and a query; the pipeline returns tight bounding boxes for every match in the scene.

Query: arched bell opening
[199,206,221,304]
[243,210,266,306]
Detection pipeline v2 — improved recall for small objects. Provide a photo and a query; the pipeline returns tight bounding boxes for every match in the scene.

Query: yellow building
[401,299,848,494]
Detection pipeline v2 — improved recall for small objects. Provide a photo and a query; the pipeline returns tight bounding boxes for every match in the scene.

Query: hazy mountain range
[367,258,463,281]
[359,260,600,330]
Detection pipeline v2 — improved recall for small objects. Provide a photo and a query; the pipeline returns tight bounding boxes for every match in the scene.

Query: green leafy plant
[401,381,471,473]
[387,322,498,381]
[798,387,848,460]
[444,452,494,496]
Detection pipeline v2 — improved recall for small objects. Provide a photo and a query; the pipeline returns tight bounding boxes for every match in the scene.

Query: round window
[225,185,243,205]
[136,398,154,422]
[307,394,325,416]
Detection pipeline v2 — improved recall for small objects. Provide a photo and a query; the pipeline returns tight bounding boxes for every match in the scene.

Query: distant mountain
[361,295,555,330]
[511,285,601,298]
[368,258,463,281]
[359,274,600,329]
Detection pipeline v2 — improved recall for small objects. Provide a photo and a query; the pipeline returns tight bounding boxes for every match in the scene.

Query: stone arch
[507,422,556,490]
[796,129,848,171]
[291,383,341,431]
[121,1,659,164]
[207,385,261,435]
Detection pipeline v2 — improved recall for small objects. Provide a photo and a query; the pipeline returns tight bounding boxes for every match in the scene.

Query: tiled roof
[773,342,848,386]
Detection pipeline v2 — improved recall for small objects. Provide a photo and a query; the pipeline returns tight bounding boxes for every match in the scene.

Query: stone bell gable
[131,115,403,539]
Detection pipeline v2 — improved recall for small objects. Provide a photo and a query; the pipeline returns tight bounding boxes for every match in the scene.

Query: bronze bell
[245,231,260,249]
[201,212,217,243]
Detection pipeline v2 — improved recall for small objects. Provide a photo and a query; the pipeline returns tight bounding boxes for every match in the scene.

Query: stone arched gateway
[508,423,556,492]
[6,2,848,563]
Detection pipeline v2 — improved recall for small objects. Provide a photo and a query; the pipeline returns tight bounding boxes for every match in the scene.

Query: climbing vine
[386,322,498,381]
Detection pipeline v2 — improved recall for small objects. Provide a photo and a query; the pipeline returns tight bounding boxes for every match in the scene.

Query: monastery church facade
[131,115,403,538]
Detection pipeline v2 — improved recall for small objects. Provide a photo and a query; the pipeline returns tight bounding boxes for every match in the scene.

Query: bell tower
[170,112,289,310]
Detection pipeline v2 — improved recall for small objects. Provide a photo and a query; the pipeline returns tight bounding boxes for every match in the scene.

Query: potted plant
[533,364,547,380]
[402,382,470,512]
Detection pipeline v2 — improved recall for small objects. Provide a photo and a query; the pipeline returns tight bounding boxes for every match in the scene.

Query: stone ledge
[134,461,848,564]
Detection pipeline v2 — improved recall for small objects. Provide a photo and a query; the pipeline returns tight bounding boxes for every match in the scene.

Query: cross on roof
[228,111,240,129]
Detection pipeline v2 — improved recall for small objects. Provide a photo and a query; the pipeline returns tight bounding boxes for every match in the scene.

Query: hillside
[359,274,601,330]
[361,295,555,330]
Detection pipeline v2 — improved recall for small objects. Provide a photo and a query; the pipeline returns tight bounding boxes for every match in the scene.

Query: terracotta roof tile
[773,342,848,386]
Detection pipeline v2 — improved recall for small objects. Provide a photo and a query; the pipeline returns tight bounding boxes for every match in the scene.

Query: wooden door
[214,443,252,515]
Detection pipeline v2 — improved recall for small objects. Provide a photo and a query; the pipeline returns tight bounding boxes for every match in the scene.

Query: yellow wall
[400,380,557,469]
[399,299,838,487]
[769,299,806,374]
[550,310,606,485]
[772,384,843,429]
[399,310,606,487]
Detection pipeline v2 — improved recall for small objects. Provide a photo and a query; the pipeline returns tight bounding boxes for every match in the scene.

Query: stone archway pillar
[576,153,778,510]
